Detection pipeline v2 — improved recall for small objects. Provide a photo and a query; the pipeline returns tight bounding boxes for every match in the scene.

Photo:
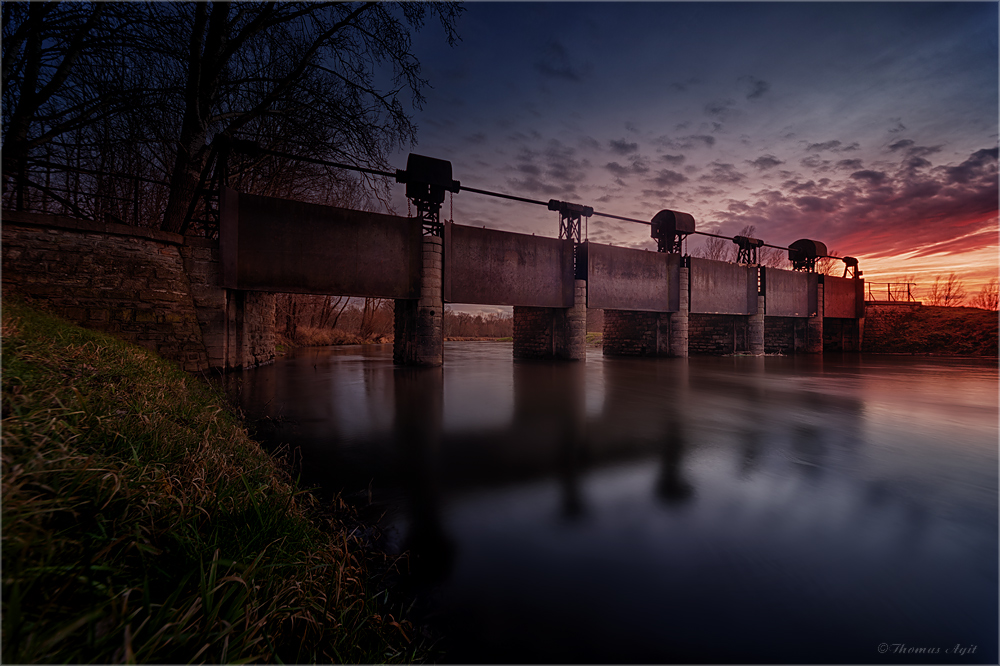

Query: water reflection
[230,345,998,664]
[392,367,454,581]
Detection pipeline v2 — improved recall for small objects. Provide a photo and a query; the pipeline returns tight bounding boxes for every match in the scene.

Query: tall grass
[1,298,424,663]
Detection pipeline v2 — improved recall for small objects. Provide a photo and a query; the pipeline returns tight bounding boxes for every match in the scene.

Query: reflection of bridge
[221,187,865,366]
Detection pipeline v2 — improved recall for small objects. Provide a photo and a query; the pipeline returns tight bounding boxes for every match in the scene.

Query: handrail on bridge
[866,282,918,302]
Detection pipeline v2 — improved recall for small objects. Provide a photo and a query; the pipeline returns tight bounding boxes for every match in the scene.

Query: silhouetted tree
[696,235,730,261]
[815,250,841,276]
[971,278,997,310]
[2,3,151,210]
[928,273,967,306]
[2,2,463,231]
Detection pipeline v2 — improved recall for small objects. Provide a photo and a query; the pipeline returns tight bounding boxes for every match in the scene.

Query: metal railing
[2,160,169,229]
[866,282,918,302]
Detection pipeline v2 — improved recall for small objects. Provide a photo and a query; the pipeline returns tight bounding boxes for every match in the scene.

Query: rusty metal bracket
[548,199,593,244]
[395,154,460,237]
[733,235,764,266]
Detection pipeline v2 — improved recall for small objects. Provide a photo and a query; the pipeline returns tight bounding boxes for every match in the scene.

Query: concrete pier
[806,281,824,353]
[749,293,765,355]
[394,235,444,366]
[513,279,587,360]
[670,265,689,358]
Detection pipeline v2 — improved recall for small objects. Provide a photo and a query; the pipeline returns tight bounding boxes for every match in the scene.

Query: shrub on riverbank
[1,299,422,663]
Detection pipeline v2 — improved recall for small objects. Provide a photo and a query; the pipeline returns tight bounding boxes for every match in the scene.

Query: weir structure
[219,154,865,367]
[2,150,864,371]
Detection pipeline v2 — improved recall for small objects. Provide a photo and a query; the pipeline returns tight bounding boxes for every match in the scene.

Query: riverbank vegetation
[867,304,998,356]
[1,298,425,663]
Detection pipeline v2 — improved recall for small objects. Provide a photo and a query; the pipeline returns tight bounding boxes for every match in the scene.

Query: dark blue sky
[390,2,998,289]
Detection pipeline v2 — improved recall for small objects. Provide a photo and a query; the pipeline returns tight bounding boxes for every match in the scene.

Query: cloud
[652,134,715,150]
[700,162,747,184]
[851,170,889,186]
[835,159,864,170]
[807,140,843,152]
[649,169,689,187]
[888,139,914,152]
[661,154,685,165]
[505,138,590,197]
[801,155,832,171]
[605,159,650,177]
[609,138,639,155]
[748,154,784,170]
[670,77,699,92]
[887,118,907,133]
[941,147,998,184]
[739,75,770,100]
[805,140,861,153]
[705,99,737,120]
[534,40,588,81]
[704,147,998,269]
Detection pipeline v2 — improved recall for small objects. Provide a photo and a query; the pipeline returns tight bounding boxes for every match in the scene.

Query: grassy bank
[866,304,998,356]
[1,299,423,663]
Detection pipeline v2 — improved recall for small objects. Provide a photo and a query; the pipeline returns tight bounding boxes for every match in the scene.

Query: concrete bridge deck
[221,189,864,366]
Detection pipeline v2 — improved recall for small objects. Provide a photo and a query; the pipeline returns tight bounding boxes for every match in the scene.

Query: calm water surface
[229,344,998,664]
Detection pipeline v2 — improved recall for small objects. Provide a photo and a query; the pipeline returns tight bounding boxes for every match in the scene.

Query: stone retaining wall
[2,211,274,371]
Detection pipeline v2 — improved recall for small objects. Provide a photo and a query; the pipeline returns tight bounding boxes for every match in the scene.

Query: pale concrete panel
[765,267,817,317]
[220,189,421,297]
[689,258,757,315]
[444,222,574,307]
[584,242,679,312]
[824,275,861,318]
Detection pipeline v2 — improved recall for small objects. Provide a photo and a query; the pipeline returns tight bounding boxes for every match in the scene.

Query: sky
[388,1,999,299]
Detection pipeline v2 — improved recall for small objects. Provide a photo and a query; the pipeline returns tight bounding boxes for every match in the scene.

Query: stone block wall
[2,211,274,372]
[512,280,586,361]
[603,310,670,356]
[513,306,555,358]
[764,317,800,354]
[688,313,749,355]
[178,236,227,366]
[823,317,861,352]
[862,303,915,352]
[242,292,276,367]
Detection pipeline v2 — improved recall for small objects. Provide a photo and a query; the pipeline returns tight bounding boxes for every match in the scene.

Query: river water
[228,343,998,664]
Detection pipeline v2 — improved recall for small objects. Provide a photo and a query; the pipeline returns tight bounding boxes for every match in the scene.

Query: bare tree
[928,273,967,306]
[696,235,731,261]
[815,250,841,276]
[2,3,153,209]
[971,278,998,311]
[759,245,786,269]
[890,274,918,302]
[3,2,463,231]
[156,2,462,232]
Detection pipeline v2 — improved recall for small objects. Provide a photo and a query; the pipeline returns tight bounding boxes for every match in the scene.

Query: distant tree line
[274,297,515,346]
[442,309,513,339]
[2,2,461,231]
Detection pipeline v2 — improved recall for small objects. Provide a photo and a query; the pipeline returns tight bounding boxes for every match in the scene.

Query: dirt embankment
[864,304,998,357]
